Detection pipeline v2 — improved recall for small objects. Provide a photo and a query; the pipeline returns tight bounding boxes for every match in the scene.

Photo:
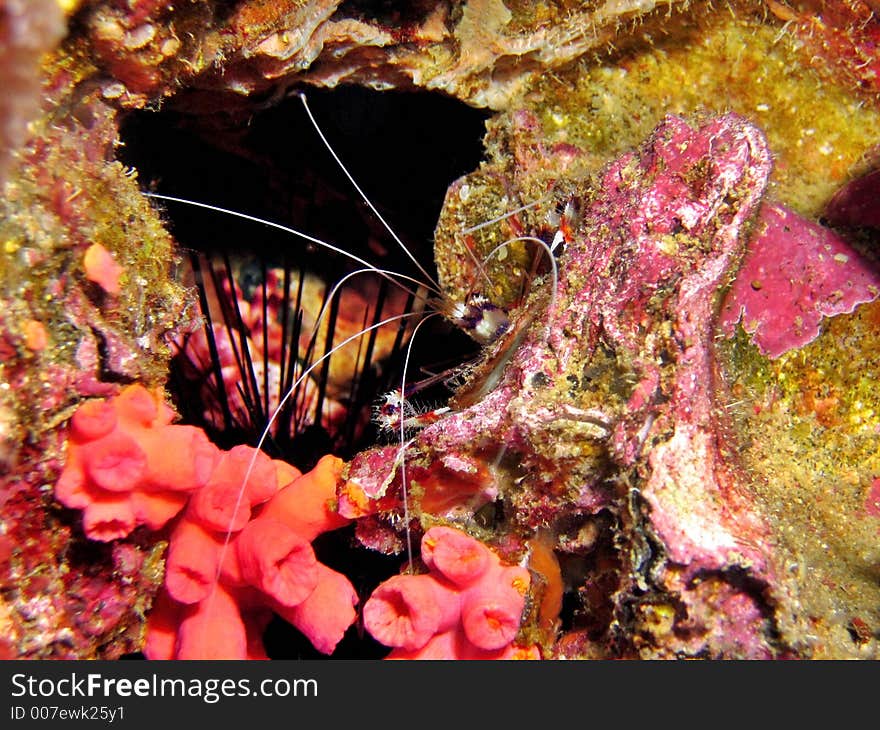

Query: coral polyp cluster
[144,454,358,659]
[363,526,538,659]
[55,384,218,541]
[3,0,880,660]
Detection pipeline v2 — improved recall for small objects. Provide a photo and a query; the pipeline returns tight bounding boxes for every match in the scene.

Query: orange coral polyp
[56,385,222,541]
[82,498,136,542]
[363,526,536,659]
[225,445,281,505]
[141,425,218,492]
[83,242,124,295]
[272,563,359,655]
[362,574,458,651]
[164,517,223,605]
[130,489,189,530]
[142,588,182,660]
[114,383,161,425]
[186,480,255,534]
[422,525,492,587]
[187,446,278,532]
[176,585,248,660]
[259,454,348,541]
[83,431,148,492]
[459,572,528,650]
[70,400,117,440]
[54,465,90,510]
[235,518,319,607]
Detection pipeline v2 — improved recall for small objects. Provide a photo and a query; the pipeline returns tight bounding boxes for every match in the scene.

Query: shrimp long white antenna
[209,308,425,597]
[308,266,427,359]
[142,192,442,298]
[460,195,550,235]
[296,92,440,289]
[395,310,443,574]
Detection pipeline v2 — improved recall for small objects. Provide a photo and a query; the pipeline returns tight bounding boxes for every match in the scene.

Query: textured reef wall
[1,0,879,658]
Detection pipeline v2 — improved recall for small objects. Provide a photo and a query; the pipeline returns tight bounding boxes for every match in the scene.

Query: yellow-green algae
[528,2,880,217]
[436,2,880,313]
[434,169,543,308]
[0,49,191,447]
[719,301,880,658]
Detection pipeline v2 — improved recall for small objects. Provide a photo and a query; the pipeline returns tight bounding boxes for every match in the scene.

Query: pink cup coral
[363,526,538,659]
[54,384,221,541]
[145,454,358,659]
[55,387,359,658]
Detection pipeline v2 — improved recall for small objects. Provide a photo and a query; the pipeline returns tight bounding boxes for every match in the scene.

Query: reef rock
[77,0,687,110]
[352,112,876,658]
[4,0,880,660]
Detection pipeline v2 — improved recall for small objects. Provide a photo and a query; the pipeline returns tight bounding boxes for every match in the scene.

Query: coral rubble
[78,0,691,110]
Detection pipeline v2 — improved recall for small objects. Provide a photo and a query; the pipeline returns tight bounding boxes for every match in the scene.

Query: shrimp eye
[449,293,510,345]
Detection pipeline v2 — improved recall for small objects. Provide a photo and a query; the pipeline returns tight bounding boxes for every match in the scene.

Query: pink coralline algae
[363,526,538,659]
[340,445,497,521]
[865,477,880,522]
[144,454,358,659]
[348,114,791,658]
[54,384,220,541]
[719,201,880,358]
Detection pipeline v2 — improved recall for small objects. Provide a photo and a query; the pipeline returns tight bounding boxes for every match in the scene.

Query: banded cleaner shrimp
[126,88,562,656]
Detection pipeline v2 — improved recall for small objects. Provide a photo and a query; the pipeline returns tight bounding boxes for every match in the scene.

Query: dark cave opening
[117,85,492,658]
[119,86,491,462]
[119,85,490,282]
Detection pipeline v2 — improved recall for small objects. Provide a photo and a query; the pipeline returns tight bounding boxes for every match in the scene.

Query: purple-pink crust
[360,114,796,657]
[719,201,879,358]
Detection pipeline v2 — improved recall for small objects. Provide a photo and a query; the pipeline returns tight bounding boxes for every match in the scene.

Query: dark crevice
[90,326,137,384]
[119,87,489,464]
[685,565,784,650]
